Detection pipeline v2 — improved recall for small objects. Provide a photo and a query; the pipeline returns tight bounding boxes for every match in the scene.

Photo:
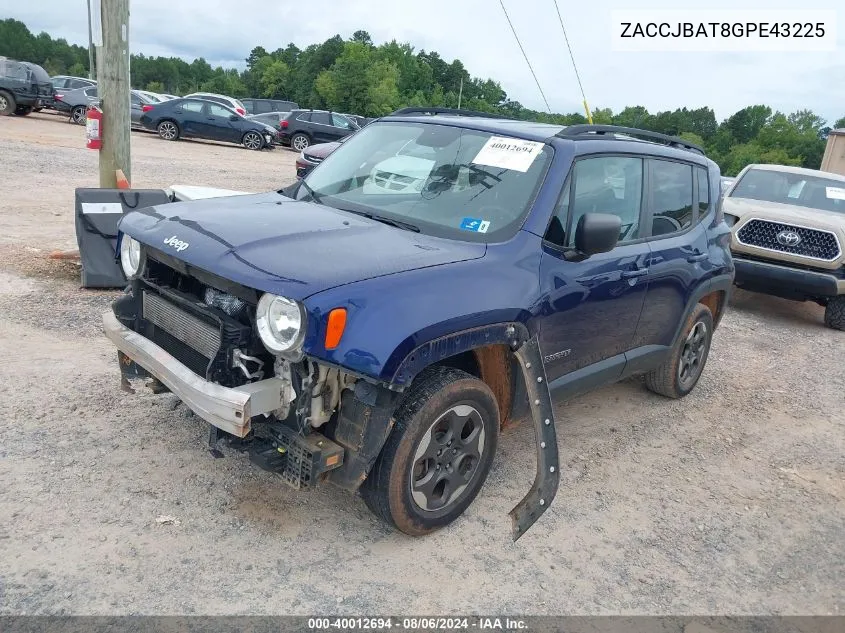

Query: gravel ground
[0,115,843,616]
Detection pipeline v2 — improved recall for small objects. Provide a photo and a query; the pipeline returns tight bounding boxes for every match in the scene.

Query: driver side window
[545,155,643,247]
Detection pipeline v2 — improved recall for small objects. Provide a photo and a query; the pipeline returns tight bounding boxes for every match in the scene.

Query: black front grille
[737,219,841,261]
[144,323,212,377]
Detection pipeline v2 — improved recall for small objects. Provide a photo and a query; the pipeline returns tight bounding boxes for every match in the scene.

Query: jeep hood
[119,192,486,300]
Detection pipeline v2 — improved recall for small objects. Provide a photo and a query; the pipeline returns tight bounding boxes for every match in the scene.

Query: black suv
[0,58,53,116]
[279,109,360,150]
[242,98,298,115]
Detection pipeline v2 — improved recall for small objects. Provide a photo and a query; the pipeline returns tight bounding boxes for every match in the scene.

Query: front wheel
[824,296,845,331]
[290,133,310,151]
[157,120,179,141]
[71,105,87,125]
[644,303,713,399]
[242,131,264,150]
[361,366,499,536]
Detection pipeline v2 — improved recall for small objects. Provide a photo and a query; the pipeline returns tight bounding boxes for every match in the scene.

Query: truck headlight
[256,293,305,354]
[119,234,145,278]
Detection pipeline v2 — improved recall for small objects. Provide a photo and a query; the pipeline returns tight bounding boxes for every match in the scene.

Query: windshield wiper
[297,179,323,204]
[346,210,420,233]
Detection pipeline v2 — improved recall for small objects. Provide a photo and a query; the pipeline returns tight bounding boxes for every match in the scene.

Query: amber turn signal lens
[325,308,347,350]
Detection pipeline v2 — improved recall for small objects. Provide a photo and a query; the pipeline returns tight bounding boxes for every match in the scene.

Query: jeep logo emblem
[163,235,189,252]
[776,230,802,247]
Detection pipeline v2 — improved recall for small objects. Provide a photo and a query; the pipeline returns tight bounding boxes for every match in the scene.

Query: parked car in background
[295,137,345,178]
[341,113,374,128]
[242,98,298,115]
[183,92,247,116]
[725,164,845,330]
[135,90,164,103]
[0,58,53,115]
[159,93,180,101]
[246,111,288,127]
[720,176,735,195]
[278,109,360,150]
[59,86,159,128]
[139,97,277,150]
[48,74,95,110]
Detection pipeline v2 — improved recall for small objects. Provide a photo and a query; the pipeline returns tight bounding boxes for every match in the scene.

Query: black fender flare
[390,322,530,386]
[670,274,733,350]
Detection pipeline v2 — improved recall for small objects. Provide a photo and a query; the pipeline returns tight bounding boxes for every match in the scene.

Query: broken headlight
[256,293,305,354]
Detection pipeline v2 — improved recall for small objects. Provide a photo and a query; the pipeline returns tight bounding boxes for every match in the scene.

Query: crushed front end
[104,245,396,491]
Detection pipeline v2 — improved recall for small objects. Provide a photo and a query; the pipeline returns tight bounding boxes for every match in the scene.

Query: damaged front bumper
[102,310,287,437]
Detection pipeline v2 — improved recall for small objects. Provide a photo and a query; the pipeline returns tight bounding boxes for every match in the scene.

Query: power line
[498,0,552,114]
[551,0,592,123]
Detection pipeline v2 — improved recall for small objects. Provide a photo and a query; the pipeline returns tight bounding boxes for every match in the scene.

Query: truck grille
[736,219,841,262]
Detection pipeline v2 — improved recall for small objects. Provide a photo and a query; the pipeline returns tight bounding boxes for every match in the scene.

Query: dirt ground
[0,114,842,616]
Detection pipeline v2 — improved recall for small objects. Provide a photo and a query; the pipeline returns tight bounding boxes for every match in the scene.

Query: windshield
[730,168,845,214]
[298,121,552,241]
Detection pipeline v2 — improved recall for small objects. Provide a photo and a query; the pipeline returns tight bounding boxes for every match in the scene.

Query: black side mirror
[574,212,621,256]
[229,114,239,121]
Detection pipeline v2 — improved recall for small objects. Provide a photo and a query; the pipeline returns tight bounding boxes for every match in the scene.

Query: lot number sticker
[825,186,845,200]
[460,217,491,233]
[471,136,544,173]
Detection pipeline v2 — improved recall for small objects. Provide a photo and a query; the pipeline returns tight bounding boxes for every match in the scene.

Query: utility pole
[86,0,95,79]
[97,0,131,188]
[457,77,463,110]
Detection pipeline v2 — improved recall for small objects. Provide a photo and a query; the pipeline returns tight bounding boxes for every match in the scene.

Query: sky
[4,0,844,123]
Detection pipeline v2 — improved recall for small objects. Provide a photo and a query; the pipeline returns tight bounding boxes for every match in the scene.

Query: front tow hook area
[509,336,561,541]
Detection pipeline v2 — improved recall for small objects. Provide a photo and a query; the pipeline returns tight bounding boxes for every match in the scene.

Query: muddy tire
[644,303,714,399]
[0,90,16,116]
[361,366,499,536]
[824,296,845,331]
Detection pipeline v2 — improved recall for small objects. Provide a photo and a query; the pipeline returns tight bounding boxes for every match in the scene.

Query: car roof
[742,163,845,182]
[383,114,564,142]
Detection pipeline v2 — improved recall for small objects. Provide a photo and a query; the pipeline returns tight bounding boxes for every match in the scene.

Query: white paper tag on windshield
[471,136,544,173]
[825,186,845,200]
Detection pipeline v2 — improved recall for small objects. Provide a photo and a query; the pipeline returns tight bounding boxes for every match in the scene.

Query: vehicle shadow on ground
[728,287,828,329]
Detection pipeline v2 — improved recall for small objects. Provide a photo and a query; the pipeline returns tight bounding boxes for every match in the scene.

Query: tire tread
[824,296,845,330]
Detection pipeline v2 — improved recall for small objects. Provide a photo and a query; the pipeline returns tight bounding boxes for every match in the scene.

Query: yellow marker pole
[583,99,593,124]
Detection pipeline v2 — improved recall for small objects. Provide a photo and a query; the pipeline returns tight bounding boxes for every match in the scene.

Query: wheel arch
[671,274,732,349]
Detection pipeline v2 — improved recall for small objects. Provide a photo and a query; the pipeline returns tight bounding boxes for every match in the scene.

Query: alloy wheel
[72,107,86,124]
[159,121,177,140]
[0,95,8,111]
[243,132,262,150]
[409,404,486,513]
[678,321,709,388]
[292,135,309,151]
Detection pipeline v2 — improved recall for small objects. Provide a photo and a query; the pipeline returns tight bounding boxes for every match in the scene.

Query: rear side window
[650,160,693,236]
[696,167,710,214]
[209,104,232,117]
[85,87,97,97]
[311,111,331,125]
[182,101,204,113]
[296,112,312,123]
[253,100,272,114]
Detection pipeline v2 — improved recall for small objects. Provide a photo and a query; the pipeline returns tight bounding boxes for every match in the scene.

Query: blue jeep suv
[104,108,734,539]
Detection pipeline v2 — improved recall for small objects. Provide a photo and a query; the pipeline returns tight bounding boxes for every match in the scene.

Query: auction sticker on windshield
[471,136,544,173]
[826,186,845,201]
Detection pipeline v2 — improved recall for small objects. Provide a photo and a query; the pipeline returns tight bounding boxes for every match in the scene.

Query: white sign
[471,136,544,173]
[81,202,123,215]
[825,186,845,201]
[90,0,103,47]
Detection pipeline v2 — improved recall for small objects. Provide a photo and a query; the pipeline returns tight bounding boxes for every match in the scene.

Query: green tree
[146,81,165,93]
[260,60,290,98]
[725,105,772,144]
[834,116,845,130]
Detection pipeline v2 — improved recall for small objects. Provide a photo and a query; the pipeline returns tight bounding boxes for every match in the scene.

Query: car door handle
[621,268,648,279]
[686,252,708,263]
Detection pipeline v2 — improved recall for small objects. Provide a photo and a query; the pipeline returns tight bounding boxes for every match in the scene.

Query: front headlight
[256,293,305,354]
[119,234,145,278]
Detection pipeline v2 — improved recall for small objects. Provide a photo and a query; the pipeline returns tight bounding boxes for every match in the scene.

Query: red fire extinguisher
[86,105,102,150]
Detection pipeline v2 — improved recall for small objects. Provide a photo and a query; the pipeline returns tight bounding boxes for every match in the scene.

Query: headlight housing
[255,293,306,354]
[119,234,145,278]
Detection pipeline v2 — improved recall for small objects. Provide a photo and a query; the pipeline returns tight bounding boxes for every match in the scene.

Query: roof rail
[388,107,512,120]
[556,124,704,154]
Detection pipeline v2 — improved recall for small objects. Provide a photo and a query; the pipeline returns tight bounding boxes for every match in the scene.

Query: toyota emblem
[776,230,802,247]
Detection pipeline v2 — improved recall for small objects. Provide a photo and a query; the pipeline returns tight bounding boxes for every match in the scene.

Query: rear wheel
[644,303,714,399]
[824,296,845,331]
[157,120,179,141]
[361,366,499,536]
[291,133,310,151]
[242,131,263,150]
[0,91,16,116]
[71,105,87,125]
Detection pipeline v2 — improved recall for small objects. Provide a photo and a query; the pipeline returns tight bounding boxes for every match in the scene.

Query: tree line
[2,18,843,176]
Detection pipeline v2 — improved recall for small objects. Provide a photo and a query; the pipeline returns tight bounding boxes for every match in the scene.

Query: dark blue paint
[119,125,733,388]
